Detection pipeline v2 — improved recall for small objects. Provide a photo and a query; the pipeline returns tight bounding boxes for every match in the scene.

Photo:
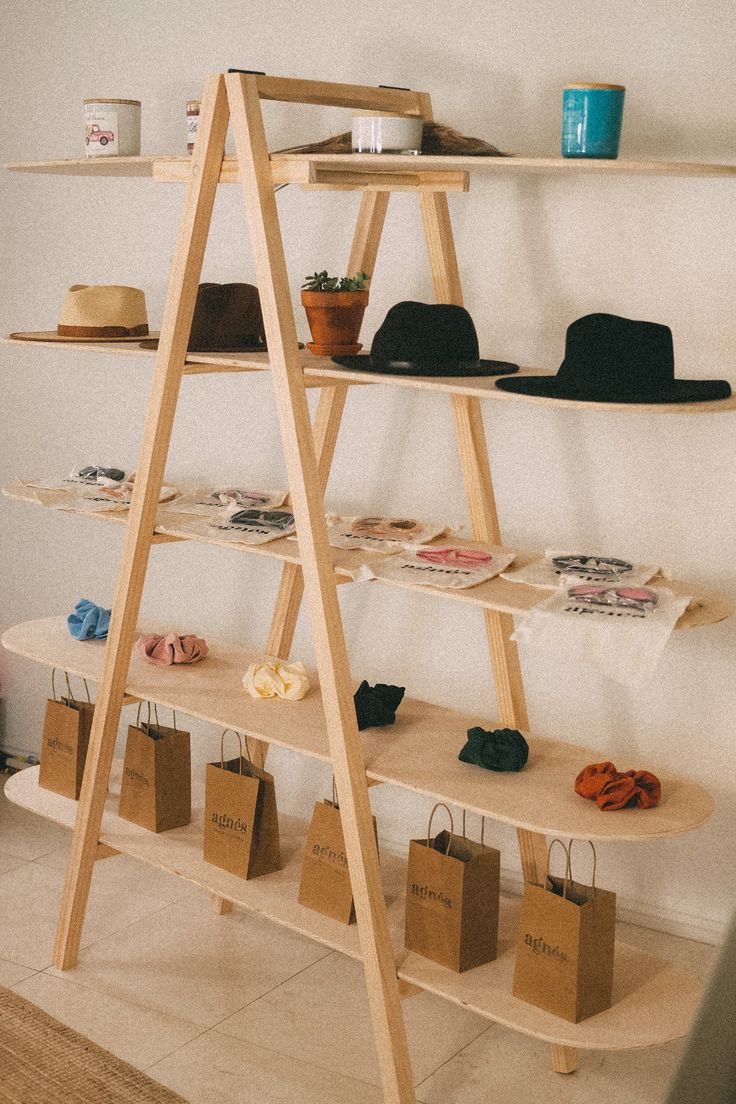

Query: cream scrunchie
[243,660,310,701]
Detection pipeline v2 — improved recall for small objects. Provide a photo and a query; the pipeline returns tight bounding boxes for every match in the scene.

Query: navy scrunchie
[354,680,405,731]
[67,599,111,641]
[458,726,529,772]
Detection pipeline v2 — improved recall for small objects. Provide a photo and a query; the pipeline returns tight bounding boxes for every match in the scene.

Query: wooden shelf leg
[419,180,575,1079]
[227,71,416,1104]
[51,74,230,971]
[549,1044,578,1074]
[211,894,234,915]
[254,191,391,770]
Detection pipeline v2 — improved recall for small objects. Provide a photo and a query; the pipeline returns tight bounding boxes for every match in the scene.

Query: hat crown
[188,282,265,351]
[557,312,674,397]
[370,301,480,370]
[58,284,148,329]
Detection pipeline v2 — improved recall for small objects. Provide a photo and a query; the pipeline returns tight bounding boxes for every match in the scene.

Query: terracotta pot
[301,289,369,356]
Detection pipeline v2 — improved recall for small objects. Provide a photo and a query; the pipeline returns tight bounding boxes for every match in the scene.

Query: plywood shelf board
[3,487,730,630]
[7,334,735,413]
[4,764,703,1051]
[8,154,736,181]
[2,618,715,842]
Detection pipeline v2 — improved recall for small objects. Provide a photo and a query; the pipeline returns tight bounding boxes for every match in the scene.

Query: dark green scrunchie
[458,726,529,772]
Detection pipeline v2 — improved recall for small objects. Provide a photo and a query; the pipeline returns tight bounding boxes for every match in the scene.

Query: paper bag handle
[331,774,339,810]
[135,701,179,734]
[51,668,91,704]
[546,838,573,899]
[219,728,248,773]
[427,802,454,855]
[461,809,486,847]
[569,838,598,894]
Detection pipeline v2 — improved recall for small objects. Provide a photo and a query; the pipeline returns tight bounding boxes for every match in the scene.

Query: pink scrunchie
[135,632,208,667]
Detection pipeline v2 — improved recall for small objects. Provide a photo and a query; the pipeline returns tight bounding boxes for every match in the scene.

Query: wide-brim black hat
[494,312,731,404]
[332,301,518,377]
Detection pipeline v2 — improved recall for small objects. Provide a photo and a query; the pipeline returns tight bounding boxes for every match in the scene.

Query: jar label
[84,108,119,157]
[186,115,199,148]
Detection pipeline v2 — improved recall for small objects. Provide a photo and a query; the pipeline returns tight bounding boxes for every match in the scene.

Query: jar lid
[563,83,625,91]
[186,100,201,110]
[83,98,141,106]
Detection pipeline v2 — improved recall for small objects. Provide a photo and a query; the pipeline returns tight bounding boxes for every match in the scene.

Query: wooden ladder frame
[50,72,573,1104]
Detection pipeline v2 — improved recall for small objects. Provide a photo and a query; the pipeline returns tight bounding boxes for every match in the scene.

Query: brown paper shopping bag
[118,704,191,832]
[512,839,616,1023]
[39,670,95,800]
[298,781,378,925]
[405,804,501,973]
[203,730,281,879]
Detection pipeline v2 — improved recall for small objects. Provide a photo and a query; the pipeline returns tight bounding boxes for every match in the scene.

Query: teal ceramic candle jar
[561,83,625,159]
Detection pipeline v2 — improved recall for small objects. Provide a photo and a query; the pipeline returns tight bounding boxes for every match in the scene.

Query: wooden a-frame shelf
[3,485,731,630]
[2,617,715,843]
[5,761,703,1054]
[4,73,726,1099]
[7,335,736,413]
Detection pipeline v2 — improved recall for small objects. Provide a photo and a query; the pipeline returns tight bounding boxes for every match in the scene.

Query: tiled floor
[0,785,717,1104]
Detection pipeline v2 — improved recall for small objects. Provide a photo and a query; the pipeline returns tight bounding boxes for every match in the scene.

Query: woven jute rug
[0,984,187,1103]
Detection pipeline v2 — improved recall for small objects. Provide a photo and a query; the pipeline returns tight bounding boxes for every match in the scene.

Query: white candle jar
[351,114,424,154]
[84,98,141,158]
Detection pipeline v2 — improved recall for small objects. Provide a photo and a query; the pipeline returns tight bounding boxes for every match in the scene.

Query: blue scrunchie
[67,599,111,641]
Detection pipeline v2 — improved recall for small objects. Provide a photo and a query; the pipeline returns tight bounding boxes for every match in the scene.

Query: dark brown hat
[141,282,267,352]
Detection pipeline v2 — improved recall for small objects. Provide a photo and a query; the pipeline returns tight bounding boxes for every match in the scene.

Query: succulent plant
[302,270,367,292]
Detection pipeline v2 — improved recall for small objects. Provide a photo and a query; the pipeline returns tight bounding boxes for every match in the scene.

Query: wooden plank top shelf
[2,617,715,842]
[8,153,736,181]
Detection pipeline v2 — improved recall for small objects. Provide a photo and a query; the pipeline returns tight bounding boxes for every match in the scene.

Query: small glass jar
[186,101,200,155]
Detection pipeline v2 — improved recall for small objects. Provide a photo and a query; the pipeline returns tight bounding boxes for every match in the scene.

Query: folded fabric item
[135,632,208,666]
[162,486,287,517]
[35,468,177,512]
[242,660,310,700]
[352,543,516,589]
[354,680,405,730]
[458,726,529,772]
[327,515,447,554]
[502,549,659,590]
[513,584,689,686]
[574,761,662,810]
[67,599,111,640]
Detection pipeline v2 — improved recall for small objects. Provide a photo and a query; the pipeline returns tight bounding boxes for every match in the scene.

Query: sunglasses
[567,585,658,613]
[75,466,126,485]
[415,547,493,567]
[552,555,633,579]
[202,488,272,507]
[352,516,423,539]
[228,509,295,532]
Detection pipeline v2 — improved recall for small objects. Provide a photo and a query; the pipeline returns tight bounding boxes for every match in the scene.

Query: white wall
[2,0,736,942]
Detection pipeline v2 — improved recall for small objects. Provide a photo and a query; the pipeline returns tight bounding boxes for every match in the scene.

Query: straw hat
[10,284,155,342]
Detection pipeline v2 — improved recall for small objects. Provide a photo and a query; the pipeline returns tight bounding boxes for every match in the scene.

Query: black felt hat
[332,301,518,377]
[494,312,731,403]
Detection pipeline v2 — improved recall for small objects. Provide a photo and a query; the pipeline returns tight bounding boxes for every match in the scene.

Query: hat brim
[493,373,732,404]
[9,331,160,343]
[331,355,519,378]
[138,338,268,352]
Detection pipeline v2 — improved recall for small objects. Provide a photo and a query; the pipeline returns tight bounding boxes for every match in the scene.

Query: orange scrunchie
[574,761,661,811]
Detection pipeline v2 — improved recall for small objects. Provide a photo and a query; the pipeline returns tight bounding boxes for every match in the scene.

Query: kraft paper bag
[203,730,281,880]
[298,788,378,925]
[38,671,95,800]
[118,705,191,833]
[405,804,500,973]
[513,839,616,1023]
